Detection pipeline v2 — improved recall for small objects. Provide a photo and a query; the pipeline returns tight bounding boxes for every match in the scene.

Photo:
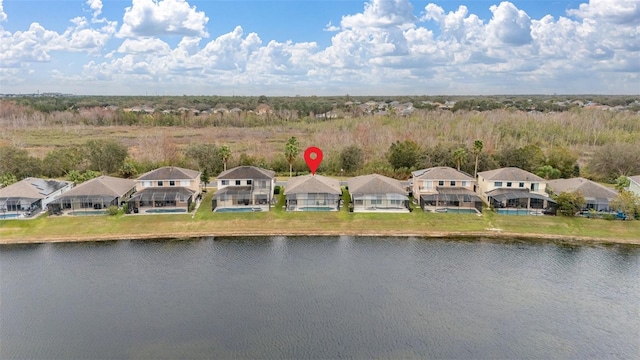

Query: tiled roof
[478,167,544,182]
[547,177,618,200]
[0,178,71,200]
[138,166,200,181]
[58,176,135,198]
[284,175,341,195]
[412,167,474,181]
[216,166,275,180]
[629,175,640,185]
[347,174,405,195]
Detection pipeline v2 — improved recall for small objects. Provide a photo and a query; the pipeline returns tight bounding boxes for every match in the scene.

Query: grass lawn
[1,189,639,245]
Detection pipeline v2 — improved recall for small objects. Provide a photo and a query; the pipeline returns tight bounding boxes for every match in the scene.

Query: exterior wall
[215,178,274,210]
[413,178,474,198]
[629,178,640,197]
[476,176,546,202]
[43,183,73,209]
[286,193,340,211]
[136,178,200,195]
[352,194,408,213]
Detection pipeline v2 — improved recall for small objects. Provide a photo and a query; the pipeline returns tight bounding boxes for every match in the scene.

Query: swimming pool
[69,210,107,216]
[0,213,21,220]
[145,208,187,214]
[215,207,264,213]
[432,208,481,214]
[296,207,338,212]
[497,209,544,216]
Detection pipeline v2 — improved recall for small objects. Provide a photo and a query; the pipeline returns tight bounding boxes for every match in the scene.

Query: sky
[0,0,638,96]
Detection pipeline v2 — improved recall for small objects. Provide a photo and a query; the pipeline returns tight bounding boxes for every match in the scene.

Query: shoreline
[2,229,638,247]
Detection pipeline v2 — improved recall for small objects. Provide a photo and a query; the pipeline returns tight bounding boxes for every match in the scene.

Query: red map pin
[304,146,323,175]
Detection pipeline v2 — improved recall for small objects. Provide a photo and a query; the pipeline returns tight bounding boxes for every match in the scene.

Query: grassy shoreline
[1,191,639,246]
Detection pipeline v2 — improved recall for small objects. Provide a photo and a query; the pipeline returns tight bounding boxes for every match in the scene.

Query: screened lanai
[128,188,194,212]
[420,188,483,213]
[48,195,119,215]
[351,193,409,212]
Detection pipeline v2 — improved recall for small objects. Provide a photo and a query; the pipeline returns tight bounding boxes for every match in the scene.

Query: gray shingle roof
[0,178,71,200]
[138,166,201,181]
[347,174,405,195]
[412,167,474,181]
[284,175,341,195]
[547,177,618,200]
[478,167,543,182]
[629,175,640,185]
[58,176,135,198]
[216,166,275,180]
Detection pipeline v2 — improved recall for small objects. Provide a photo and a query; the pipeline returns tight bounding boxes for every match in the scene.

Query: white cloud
[568,0,640,24]
[118,0,209,38]
[0,0,6,23]
[323,21,340,32]
[117,38,171,54]
[487,2,533,45]
[86,0,103,21]
[341,0,416,29]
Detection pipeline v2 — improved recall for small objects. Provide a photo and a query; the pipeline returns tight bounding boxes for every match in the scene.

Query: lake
[1,236,638,359]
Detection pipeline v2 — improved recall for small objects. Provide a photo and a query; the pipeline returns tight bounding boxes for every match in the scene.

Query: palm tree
[472,140,483,179]
[219,145,231,171]
[453,147,467,171]
[285,136,300,177]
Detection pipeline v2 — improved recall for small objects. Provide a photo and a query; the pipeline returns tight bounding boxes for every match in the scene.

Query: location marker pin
[304,146,323,175]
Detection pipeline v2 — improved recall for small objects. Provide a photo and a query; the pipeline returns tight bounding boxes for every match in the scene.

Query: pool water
[69,211,107,216]
[145,208,187,214]
[297,207,338,211]
[215,207,264,213]
[433,208,480,214]
[0,213,21,220]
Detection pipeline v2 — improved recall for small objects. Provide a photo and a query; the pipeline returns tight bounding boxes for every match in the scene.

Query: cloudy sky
[0,0,638,95]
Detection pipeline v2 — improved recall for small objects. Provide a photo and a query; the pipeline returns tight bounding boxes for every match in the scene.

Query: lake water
[1,236,638,359]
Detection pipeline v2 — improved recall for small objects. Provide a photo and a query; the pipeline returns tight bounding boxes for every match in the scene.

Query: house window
[247,180,252,185]
[531,183,539,191]
[142,181,151,187]
[506,182,512,187]
[519,182,525,188]
[450,181,456,187]
[494,182,503,187]
[235,180,241,185]
[181,180,190,186]
[169,181,175,186]
[158,181,164,187]
[438,180,444,186]
[423,181,433,189]
[462,181,470,187]
[221,180,229,186]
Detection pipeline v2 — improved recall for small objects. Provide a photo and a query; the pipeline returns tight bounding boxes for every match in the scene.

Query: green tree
[615,176,630,191]
[42,146,85,178]
[498,145,546,173]
[610,190,640,220]
[0,173,17,187]
[84,139,128,174]
[387,140,422,170]
[118,157,139,178]
[185,143,223,176]
[472,140,483,179]
[453,147,467,171]
[554,191,586,216]
[546,147,578,178]
[0,145,42,180]
[219,145,232,171]
[588,142,640,182]
[339,145,364,173]
[285,136,300,177]
[536,165,561,180]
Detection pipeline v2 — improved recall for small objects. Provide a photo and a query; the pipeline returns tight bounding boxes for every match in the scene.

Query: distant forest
[1,95,639,186]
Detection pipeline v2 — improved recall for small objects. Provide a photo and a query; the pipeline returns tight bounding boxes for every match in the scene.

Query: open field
[1,190,639,245]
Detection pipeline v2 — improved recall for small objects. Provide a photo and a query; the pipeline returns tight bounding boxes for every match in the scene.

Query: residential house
[0,177,72,219]
[477,167,554,215]
[628,175,640,197]
[285,174,341,211]
[48,176,136,215]
[347,174,409,213]
[128,166,201,214]
[212,166,276,212]
[412,167,483,213]
[547,177,619,212]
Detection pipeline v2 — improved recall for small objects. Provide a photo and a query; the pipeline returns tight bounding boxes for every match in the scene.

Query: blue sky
[0,0,638,95]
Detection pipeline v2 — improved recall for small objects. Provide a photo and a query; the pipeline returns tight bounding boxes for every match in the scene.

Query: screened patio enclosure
[212,186,270,211]
[351,193,409,212]
[0,197,41,215]
[48,195,119,214]
[286,193,341,211]
[420,188,483,212]
[486,189,555,210]
[128,188,194,212]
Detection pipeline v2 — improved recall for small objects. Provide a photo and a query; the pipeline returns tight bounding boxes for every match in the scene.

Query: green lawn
[1,189,639,245]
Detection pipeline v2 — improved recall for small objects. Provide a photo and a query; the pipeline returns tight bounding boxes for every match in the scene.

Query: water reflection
[1,236,638,359]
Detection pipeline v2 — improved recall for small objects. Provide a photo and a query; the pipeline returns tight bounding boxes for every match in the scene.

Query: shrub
[106,205,119,216]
